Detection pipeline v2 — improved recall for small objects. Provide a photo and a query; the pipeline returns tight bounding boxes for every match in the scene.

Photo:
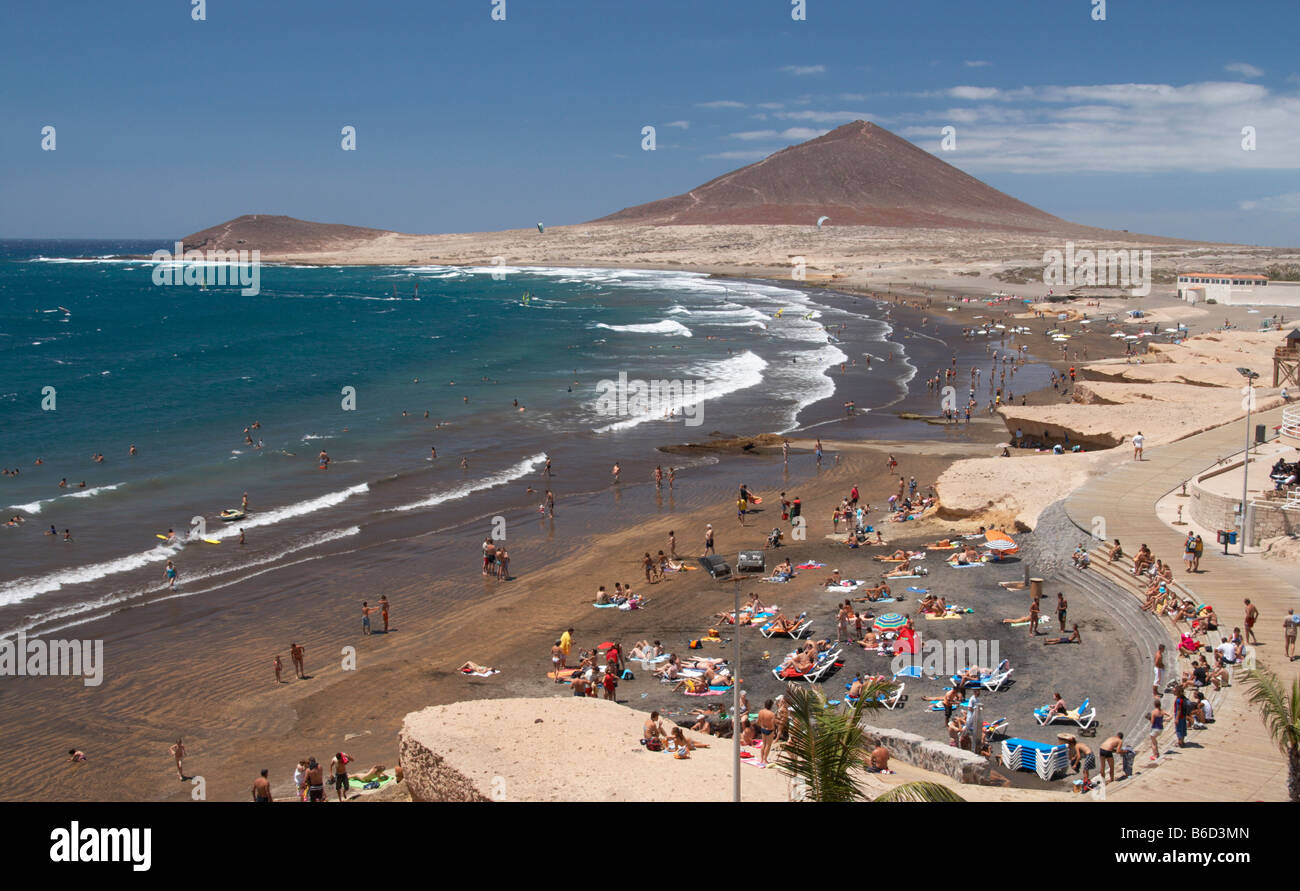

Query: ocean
[0,239,1040,640]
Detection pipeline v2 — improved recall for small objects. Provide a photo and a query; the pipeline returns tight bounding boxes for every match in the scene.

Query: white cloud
[908,80,1300,173]
[773,110,872,124]
[1225,62,1265,79]
[757,102,785,110]
[665,120,690,129]
[964,60,992,68]
[1239,192,1300,213]
[704,149,778,161]
[695,100,747,109]
[731,127,827,142]
[781,65,826,76]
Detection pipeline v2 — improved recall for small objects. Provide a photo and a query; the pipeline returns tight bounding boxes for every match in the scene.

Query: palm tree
[774,679,965,802]
[1242,668,1300,801]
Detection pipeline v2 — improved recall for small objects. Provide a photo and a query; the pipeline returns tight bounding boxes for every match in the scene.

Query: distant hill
[181,214,391,253]
[594,120,1072,232]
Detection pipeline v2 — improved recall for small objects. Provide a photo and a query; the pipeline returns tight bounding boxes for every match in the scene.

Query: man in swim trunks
[1098,732,1124,782]
[1044,624,1082,645]
[252,769,272,802]
[757,700,777,765]
[169,738,186,780]
[306,758,325,802]
[290,642,305,679]
[331,752,350,801]
[361,601,375,635]
[379,595,390,632]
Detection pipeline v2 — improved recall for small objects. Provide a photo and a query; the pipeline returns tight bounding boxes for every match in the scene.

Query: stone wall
[857,723,995,785]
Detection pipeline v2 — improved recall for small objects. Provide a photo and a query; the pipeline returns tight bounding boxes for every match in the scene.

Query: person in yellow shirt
[559,627,574,668]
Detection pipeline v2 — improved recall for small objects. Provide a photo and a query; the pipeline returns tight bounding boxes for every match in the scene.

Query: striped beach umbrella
[873,613,906,631]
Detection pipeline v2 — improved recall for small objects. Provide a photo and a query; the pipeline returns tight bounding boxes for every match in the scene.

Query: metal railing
[1283,404,1300,442]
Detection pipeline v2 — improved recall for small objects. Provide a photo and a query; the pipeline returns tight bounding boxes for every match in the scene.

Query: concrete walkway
[1062,405,1298,801]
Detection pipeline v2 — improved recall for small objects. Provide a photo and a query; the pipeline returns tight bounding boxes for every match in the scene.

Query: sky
[2,0,1299,245]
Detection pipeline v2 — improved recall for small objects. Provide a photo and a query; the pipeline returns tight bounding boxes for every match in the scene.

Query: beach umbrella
[873,613,907,631]
[597,641,615,651]
[985,529,1019,553]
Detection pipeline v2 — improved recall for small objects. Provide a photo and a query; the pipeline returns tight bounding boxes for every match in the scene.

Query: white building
[1176,272,1300,307]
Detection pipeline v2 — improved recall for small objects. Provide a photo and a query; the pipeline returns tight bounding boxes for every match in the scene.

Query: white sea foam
[392,453,547,512]
[592,319,692,337]
[9,483,123,515]
[591,351,768,434]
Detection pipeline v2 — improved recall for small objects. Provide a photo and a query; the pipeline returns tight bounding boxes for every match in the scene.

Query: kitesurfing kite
[816,215,830,229]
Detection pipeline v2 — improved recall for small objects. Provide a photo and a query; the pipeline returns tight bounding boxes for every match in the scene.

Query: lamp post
[1237,367,1259,555]
[732,574,741,803]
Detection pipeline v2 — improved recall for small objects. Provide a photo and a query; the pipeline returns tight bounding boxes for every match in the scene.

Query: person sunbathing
[876,549,909,562]
[926,539,955,549]
[654,655,682,679]
[672,677,711,694]
[765,613,805,635]
[629,640,663,660]
[846,676,865,700]
[855,630,880,649]
[1132,545,1153,576]
[1156,561,1173,583]
[745,594,769,613]
[952,666,986,688]
[353,764,390,784]
[457,661,497,674]
[823,570,842,586]
[670,727,708,754]
[859,581,891,601]
[883,561,913,577]
[1044,625,1082,645]
[769,559,793,580]
[1041,692,1069,719]
[781,650,816,675]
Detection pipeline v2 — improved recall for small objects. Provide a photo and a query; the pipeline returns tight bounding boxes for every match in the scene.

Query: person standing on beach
[559,628,573,668]
[239,527,245,546]
[1132,431,1145,461]
[331,753,350,802]
[545,456,552,477]
[306,759,325,802]
[290,642,305,679]
[361,601,375,635]
[164,560,178,590]
[551,641,564,682]
[1153,643,1167,695]
[757,700,777,766]
[252,769,272,802]
[782,440,790,465]
[379,595,390,632]
[1027,596,1041,637]
[703,524,715,556]
[1244,599,1260,645]
[482,537,496,576]
[1056,592,1068,632]
[273,655,282,683]
[815,439,823,467]
[169,739,186,780]
[654,465,663,488]
[1284,609,1298,661]
[668,530,677,559]
[545,489,555,517]
[611,462,621,484]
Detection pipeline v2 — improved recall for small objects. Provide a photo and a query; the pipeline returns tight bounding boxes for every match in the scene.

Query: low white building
[1176,272,1300,307]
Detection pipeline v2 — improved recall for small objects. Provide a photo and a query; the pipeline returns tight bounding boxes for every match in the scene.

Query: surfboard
[203,538,220,545]
[155,534,169,541]
[749,495,762,505]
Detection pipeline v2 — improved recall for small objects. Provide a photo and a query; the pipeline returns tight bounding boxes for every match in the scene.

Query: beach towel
[684,688,726,697]
[825,580,865,591]
[796,562,825,568]
[946,561,984,569]
[907,587,930,594]
[739,748,771,768]
[592,602,619,608]
[759,576,790,583]
[546,669,581,680]
[924,612,964,621]
[460,668,500,677]
[885,574,925,580]
[348,774,394,790]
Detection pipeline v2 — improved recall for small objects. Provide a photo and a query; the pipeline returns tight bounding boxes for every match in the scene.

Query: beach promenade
[1064,405,1298,801]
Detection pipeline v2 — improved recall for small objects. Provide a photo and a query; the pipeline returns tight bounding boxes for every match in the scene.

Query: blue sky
[2,0,1299,245]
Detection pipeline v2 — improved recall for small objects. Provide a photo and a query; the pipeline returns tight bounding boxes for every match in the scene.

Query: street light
[1237,367,1260,555]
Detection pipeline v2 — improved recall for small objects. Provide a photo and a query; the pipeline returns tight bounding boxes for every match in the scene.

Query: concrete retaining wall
[857,723,995,785]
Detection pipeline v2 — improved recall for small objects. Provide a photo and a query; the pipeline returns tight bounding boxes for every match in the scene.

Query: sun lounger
[983,717,1008,738]
[1033,697,1096,730]
[759,614,812,638]
[773,648,842,683]
[1001,738,1069,781]
[950,660,1013,692]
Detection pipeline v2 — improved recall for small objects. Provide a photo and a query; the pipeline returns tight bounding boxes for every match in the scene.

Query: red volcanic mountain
[594,120,1068,231]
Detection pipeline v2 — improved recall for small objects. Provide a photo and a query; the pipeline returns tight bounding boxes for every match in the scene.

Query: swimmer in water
[164,560,178,589]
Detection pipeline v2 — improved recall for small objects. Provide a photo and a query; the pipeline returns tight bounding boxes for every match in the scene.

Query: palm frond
[872,781,967,803]
[1243,668,1300,752]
